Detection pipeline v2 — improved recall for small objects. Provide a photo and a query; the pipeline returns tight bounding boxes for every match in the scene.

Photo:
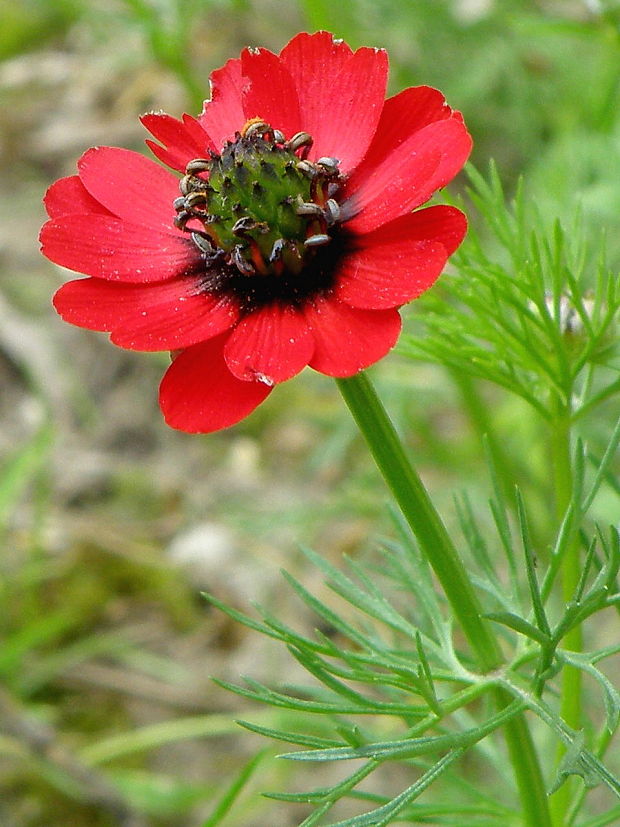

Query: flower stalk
[336,371,500,669]
[336,370,552,826]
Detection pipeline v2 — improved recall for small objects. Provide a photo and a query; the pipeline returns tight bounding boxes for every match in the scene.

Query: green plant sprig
[399,163,620,424]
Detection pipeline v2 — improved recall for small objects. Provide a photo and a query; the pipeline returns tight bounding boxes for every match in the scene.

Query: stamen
[304,234,331,248]
[185,192,208,210]
[185,159,211,175]
[296,201,325,217]
[324,199,340,224]
[286,131,313,158]
[310,177,323,205]
[191,232,215,255]
[246,239,269,275]
[269,238,286,277]
[232,216,268,237]
[269,238,285,261]
[231,245,256,275]
[316,157,340,174]
[241,118,271,138]
[174,211,191,230]
[179,176,194,196]
[296,160,317,178]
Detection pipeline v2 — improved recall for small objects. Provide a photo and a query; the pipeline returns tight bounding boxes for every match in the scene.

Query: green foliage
[400,163,620,422]
[0,0,82,60]
[201,750,268,827]
[204,454,620,823]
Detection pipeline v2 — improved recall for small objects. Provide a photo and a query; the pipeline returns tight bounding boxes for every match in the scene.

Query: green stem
[336,371,551,827]
[566,724,615,825]
[550,407,583,826]
[337,372,500,669]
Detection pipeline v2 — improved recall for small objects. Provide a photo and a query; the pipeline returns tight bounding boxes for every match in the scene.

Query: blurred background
[1,1,619,824]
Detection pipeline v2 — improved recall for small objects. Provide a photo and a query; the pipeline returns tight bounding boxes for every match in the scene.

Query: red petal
[183,113,214,146]
[198,58,247,149]
[364,205,468,254]
[358,86,454,174]
[145,140,188,172]
[53,277,238,350]
[334,247,447,310]
[303,297,401,376]
[241,47,301,139]
[334,207,466,309]
[334,240,447,311]
[280,31,352,76]
[44,176,114,219]
[281,34,388,174]
[40,214,199,282]
[141,112,214,173]
[223,304,313,384]
[159,335,272,433]
[343,118,472,234]
[77,147,181,230]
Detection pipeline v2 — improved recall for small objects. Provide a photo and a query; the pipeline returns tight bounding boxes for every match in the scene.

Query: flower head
[41,31,471,433]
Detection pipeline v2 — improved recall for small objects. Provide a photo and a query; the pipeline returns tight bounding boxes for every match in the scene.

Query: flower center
[173,120,343,278]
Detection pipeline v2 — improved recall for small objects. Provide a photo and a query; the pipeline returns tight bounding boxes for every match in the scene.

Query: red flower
[41,32,471,433]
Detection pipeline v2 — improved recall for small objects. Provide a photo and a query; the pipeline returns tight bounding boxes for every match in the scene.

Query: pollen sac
[174,125,343,277]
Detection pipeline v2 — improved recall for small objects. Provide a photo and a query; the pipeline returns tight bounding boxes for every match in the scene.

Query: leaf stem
[550,403,583,825]
[336,371,551,826]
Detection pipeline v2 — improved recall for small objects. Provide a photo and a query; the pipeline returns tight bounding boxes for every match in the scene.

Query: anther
[269,238,286,262]
[296,160,317,178]
[231,246,256,275]
[232,216,268,236]
[268,239,287,276]
[324,198,341,224]
[296,201,324,217]
[179,176,194,196]
[243,120,272,139]
[304,234,331,247]
[316,157,340,175]
[185,159,211,175]
[232,216,253,235]
[191,232,215,255]
[185,192,208,209]
[173,196,186,211]
[173,211,190,230]
[286,132,313,158]
[273,129,285,144]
